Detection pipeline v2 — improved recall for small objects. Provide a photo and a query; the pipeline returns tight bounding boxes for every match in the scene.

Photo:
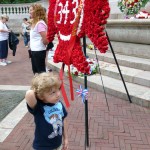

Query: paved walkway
[0,40,150,150]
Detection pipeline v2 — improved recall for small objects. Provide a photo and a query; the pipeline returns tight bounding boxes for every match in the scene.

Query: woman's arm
[25,90,37,109]
[37,22,49,45]
[62,118,69,150]
[0,23,10,32]
[0,29,10,32]
[39,31,49,45]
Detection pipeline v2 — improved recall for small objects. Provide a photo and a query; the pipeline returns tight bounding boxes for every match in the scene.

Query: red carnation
[83,61,89,67]
[47,0,110,73]
[89,62,94,64]
[74,71,78,76]
[80,66,85,72]
[85,66,90,74]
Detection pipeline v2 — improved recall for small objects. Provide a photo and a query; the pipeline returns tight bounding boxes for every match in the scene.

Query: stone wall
[0,0,48,34]
[0,0,48,19]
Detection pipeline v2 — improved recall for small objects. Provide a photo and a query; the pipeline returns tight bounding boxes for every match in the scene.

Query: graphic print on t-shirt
[43,102,64,139]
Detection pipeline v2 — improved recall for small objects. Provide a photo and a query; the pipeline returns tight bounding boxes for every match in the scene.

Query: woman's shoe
[6,60,12,64]
[4,60,12,64]
[0,62,7,66]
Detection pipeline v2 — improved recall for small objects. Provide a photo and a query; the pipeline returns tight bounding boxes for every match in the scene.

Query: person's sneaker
[0,62,7,66]
[46,67,49,72]
[5,60,12,64]
[48,69,53,72]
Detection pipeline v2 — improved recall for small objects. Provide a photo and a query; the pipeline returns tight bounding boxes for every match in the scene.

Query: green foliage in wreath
[118,0,150,15]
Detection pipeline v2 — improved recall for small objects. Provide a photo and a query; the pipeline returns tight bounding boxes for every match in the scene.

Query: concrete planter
[106,19,150,45]
[106,19,150,59]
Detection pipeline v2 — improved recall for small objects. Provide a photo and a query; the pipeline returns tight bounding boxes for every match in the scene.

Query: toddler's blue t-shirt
[27,99,67,150]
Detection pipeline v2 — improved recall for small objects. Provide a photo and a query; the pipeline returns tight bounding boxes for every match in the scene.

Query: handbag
[46,42,54,51]
[28,49,32,58]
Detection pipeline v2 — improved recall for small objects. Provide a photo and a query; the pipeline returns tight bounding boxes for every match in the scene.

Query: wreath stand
[82,33,132,148]
[83,36,89,149]
[106,31,132,103]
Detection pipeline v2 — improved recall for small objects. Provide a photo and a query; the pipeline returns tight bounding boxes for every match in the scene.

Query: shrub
[0,0,40,4]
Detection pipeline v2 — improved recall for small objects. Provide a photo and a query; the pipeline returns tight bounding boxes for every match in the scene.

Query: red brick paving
[0,39,33,85]
[0,39,150,150]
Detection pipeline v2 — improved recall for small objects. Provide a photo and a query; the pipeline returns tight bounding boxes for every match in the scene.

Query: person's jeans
[23,32,30,46]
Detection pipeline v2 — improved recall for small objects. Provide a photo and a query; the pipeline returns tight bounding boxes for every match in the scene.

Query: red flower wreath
[47,0,110,74]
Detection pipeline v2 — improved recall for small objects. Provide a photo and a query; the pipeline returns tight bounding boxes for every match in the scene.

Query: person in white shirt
[21,18,30,47]
[29,4,49,74]
[0,14,11,66]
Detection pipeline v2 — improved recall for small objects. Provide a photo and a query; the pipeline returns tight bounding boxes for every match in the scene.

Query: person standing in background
[0,14,11,66]
[21,18,30,48]
[29,3,49,74]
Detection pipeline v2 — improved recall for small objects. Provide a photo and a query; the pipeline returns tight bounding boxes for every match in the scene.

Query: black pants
[31,50,46,74]
[0,40,8,59]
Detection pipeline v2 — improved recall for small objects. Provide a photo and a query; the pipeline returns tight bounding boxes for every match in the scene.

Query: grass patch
[0,90,25,122]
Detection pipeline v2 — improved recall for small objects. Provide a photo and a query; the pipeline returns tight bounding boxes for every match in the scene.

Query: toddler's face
[42,87,61,104]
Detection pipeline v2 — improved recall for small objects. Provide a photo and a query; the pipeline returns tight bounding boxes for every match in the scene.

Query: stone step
[97,61,150,88]
[47,42,150,88]
[87,49,150,71]
[86,38,150,59]
[47,60,150,108]
[50,38,150,87]
[108,41,150,59]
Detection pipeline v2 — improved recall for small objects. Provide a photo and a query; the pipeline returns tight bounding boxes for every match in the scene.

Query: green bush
[0,0,40,4]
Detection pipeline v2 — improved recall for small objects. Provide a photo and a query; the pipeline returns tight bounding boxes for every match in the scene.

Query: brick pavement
[0,39,150,150]
[0,39,33,85]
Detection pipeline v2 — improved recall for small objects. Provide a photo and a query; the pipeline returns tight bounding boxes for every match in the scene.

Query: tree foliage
[0,0,40,4]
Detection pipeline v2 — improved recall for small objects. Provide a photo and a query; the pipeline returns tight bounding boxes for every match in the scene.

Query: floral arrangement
[135,10,150,18]
[47,0,110,74]
[87,44,95,50]
[118,0,149,15]
[70,58,98,77]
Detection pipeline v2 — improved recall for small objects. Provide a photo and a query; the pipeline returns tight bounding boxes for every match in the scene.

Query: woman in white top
[0,14,11,66]
[29,4,49,74]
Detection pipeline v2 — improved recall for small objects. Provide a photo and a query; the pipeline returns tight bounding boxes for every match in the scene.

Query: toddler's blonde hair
[31,72,61,99]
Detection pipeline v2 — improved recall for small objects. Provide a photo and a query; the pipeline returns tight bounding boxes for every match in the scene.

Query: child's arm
[62,118,69,150]
[25,90,37,109]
